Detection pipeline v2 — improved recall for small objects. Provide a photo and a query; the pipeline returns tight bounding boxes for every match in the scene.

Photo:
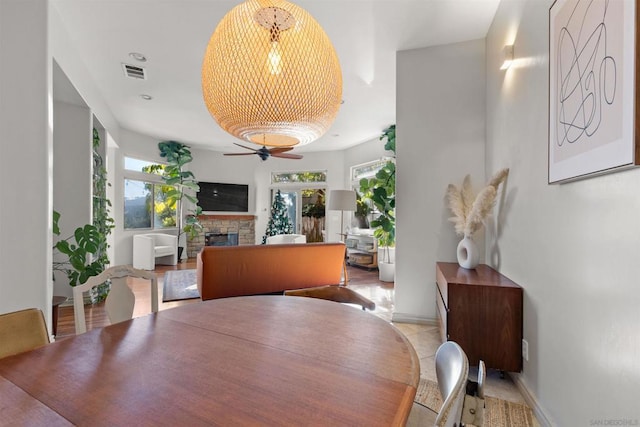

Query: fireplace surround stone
[187,215,256,258]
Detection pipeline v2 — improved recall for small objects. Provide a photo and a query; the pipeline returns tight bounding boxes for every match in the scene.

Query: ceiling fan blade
[224,152,257,156]
[272,152,303,159]
[232,142,259,152]
[268,147,293,154]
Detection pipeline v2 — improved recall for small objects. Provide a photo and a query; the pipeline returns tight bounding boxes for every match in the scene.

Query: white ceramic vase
[456,235,479,269]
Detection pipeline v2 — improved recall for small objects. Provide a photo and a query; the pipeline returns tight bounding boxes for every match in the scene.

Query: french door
[271,187,326,242]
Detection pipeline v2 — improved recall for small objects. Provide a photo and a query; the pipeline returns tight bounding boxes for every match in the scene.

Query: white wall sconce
[500,45,514,70]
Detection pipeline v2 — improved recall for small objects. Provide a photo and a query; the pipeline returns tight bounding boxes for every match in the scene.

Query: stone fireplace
[187,214,255,258]
[205,232,238,246]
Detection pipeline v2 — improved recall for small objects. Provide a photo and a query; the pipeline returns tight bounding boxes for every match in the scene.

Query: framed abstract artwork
[549,0,640,183]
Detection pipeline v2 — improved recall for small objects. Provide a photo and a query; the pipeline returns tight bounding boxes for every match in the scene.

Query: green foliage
[53,129,114,301]
[157,141,203,241]
[302,202,325,218]
[53,218,105,287]
[262,190,294,244]
[359,125,396,261]
[272,171,326,183]
[301,189,325,218]
[354,191,371,228]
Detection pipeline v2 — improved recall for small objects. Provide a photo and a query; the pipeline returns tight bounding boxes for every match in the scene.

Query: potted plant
[354,191,371,229]
[52,128,115,303]
[157,141,203,259]
[301,190,326,242]
[359,125,396,282]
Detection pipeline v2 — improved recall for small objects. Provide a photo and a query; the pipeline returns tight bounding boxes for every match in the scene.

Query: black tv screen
[197,182,249,212]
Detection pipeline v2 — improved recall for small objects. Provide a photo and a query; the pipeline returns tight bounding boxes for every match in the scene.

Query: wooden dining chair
[284,285,376,311]
[73,265,158,334]
[0,308,50,359]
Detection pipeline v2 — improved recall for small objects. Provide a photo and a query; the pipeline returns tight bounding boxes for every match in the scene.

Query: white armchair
[265,234,307,244]
[133,233,178,270]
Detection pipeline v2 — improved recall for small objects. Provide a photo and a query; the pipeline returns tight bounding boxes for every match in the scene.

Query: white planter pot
[378,261,395,282]
[456,235,479,269]
[377,246,395,264]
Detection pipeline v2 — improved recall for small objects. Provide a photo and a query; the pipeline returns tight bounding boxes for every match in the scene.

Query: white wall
[394,39,486,323]
[52,101,92,297]
[486,0,640,424]
[0,0,53,329]
[111,129,171,265]
[343,136,390,180]
[50,5,119,143]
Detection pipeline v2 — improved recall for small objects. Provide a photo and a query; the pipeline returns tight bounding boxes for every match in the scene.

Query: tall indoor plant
[359,125,396,282]
[53,128,114,303]
[158,141,203,259]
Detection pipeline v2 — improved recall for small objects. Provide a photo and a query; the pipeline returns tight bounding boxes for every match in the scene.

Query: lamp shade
[328,190,356,211]
[202,0,343,147]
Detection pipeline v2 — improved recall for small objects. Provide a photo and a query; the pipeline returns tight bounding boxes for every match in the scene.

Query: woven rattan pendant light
[202,0,342,147]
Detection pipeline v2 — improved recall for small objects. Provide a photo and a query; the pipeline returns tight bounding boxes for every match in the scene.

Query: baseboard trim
[391,312,438,325]
[510,372,554,427]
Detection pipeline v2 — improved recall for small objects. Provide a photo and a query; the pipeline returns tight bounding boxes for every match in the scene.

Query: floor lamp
[328,190,356,284]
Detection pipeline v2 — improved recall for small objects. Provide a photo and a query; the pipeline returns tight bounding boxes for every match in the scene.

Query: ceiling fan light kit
[202,0,342,147]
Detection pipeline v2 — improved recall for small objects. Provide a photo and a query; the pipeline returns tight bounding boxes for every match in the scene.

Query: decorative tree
[262,190,294,244]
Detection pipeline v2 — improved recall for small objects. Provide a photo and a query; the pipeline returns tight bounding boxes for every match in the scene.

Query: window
[271,170,327,184]
[123,157,176,230]
[351,158,392,182]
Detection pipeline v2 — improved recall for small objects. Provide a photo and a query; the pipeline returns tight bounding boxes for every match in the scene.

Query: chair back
[73,265,158,334]
[0,308,49,359]
[284,285,375,311]
[435,341,469,427]
[265,234,307,244]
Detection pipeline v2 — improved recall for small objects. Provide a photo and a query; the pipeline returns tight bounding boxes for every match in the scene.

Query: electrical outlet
[522,339,529,361]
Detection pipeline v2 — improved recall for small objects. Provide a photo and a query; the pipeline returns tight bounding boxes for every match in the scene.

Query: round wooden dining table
[0,295,420,426]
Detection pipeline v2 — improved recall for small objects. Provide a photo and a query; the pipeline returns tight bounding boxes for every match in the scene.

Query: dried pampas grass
[446,183,467,235]
[446,168,509,237]
[464,186,497,236]
[487,168,509,190]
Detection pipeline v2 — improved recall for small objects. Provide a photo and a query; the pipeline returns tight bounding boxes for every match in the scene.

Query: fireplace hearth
[205,232,239,247]
[187,214,256,258]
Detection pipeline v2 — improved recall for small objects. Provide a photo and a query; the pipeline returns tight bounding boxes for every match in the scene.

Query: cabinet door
[448,283,522,371]
[481,286,523,372]
[447,283,484,366]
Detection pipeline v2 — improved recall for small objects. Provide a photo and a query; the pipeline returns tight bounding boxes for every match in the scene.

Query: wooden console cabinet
[436,262,523,372]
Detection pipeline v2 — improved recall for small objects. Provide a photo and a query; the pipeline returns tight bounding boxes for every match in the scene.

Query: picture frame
[548,0,640,183]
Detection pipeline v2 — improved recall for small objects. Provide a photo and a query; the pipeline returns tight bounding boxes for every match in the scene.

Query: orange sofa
[196,243,346,300]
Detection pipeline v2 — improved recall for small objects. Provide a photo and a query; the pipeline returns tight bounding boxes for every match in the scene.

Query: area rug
[162,269,199,302]
[414,378,537,427]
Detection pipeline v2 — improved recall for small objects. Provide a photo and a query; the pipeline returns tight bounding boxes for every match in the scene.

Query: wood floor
[55,260,394,338]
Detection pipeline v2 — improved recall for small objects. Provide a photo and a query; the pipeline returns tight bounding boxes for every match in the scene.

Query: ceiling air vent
[122,63,146,80]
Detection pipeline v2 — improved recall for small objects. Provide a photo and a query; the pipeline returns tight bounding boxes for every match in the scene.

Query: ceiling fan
[224,143,303,161]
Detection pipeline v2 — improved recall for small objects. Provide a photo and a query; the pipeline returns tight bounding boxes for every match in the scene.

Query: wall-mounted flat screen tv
[197,182,249,212]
